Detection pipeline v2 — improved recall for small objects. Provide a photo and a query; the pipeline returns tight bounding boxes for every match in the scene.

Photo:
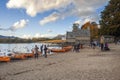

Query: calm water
[0,43,43,56]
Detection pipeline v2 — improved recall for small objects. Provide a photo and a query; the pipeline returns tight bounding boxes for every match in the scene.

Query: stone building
[66,23,90,44]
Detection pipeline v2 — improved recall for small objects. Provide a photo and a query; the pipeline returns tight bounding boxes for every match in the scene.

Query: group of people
[90,36,110,51]
[33,35,110,58]
[100,36,110,51]
[73,43,81,52]
[33,44,48,59]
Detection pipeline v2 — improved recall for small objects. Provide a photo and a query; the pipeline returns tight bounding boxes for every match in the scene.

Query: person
[92,41,96,49]
[90,40,93,48]
[34,45,39,59]
[92,41,97,49]
[73,44,76,52]
[104,42,110,51]
[40,44,43,54]
[76,43,80,52]
[100,35,105,51]
[44,45,48,58]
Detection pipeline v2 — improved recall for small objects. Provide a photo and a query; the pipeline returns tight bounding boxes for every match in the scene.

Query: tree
[100,0,120,38]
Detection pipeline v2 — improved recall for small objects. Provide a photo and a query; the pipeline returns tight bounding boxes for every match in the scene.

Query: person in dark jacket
[76,43,80,52]
[40,44,43,54]
[44,45,48,58]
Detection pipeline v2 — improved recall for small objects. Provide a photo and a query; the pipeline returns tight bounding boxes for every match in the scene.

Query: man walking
[44,45,48,58]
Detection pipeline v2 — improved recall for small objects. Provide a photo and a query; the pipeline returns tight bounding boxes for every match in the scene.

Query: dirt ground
[0,44,120,80]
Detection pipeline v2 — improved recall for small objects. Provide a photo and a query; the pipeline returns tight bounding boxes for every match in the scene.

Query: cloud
[6,0,109,24]
[74,17,95,27]
[0,25,8,31]
[0,28,8,31]
[39,12,60,25]
[39,4,75,25]
[10,19,29,31]
[34,33,41,38]
[6,0,72,17]
[40,34,56,38]
[20,32,56,39]
[47,29,53,33]
[34,33,56,38]
[21,34,32,39]
[39,0,108,25]
[0,19,29,31]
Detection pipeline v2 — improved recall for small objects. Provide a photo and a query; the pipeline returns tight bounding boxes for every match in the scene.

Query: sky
[0,0,109,39]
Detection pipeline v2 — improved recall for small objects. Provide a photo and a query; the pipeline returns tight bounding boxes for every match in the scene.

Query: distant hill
[0,35,17,39]
[53,34,65,40]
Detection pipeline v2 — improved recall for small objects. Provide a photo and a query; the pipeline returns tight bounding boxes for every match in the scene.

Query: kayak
[0,56,10,62]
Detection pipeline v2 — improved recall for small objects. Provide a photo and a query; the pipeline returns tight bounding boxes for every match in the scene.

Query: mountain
[53,34,66,40]
[0,35,17,39]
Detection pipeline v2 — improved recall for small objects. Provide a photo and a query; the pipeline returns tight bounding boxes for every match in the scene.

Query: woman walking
[34,45,39,59]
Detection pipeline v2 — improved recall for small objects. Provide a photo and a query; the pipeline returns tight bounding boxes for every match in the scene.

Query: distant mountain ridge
[0,34,66,39]
[53,34,65,39]
[0,35,17,39]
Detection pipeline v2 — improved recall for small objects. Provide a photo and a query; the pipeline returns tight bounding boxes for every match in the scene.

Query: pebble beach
[0,44,120,80]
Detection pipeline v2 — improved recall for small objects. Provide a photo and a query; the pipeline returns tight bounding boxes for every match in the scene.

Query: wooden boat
[51,46,72,53]
[0,56,10,62]
[51,48,66,53]
[63,46,72,51]
[0,52,11,62]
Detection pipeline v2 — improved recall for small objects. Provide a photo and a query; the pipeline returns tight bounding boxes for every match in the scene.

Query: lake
[0,43,61,56]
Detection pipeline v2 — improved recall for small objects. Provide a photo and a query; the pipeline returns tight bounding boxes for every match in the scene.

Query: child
[104,42,110,51]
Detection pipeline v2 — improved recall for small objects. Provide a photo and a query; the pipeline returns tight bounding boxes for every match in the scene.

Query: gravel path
[0,44,120,80]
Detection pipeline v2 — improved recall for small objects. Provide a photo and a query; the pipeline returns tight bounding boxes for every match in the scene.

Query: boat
[63,46,72,51]
[0,56,10,62]
[23,53,34,58]
[50,46,72,53]
[9,53,26,60]
[51,48,66,53]
[0,52,10,62]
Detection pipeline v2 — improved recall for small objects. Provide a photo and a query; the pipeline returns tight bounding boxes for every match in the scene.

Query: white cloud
[34,33,41,38]
[6,0,109,24]
[74,17,95,27]
[39,0,109,25]
[21,34,32,39]
[6,0,72,17]
[10,19,29,31]
[21,33,56,39]
[34,33,56,38]
[39,12,60,25]
[40,34,55,38]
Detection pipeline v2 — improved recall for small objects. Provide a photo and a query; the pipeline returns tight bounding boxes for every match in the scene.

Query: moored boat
[50,46,72,53]
[9,53,26,60]
[23,53,34,58]
[0,52,10,62]
[0,56,10,62]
